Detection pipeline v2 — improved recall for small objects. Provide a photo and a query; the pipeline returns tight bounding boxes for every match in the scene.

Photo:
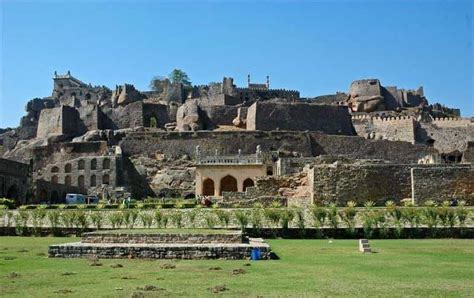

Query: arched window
[6,185,19,200]
[202,178,215,196]
[78,175,85,188]
[220,175,237,195]
[51,166,59,173]
[243,178,255,192]
[51,175,59,184]
[103,159,110,169]
[102,174,110,185]
[85,93,91,100]
[51,191,60,204]
[78,160,85,170]
[90,175,96,187]
[91,159,97,170]
[39,189,48,202]
[65,175,71,186]
[65,163,72,173]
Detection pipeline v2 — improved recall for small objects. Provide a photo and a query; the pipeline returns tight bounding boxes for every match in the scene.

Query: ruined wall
[35,154,121,193]
[0,158,32,204]
[352,115,416,144]
[199,105,240,127]
[309,163,412,205]
[246,102,355,135]
[34,179,86,204]
[417,118,474,153]
[37,106,85,138]
[119,131,314,159]
[77,104,101,131]
[411,166,474,205]
[110,101,145,129]
[143,103,170,128]
[310,133,437,163]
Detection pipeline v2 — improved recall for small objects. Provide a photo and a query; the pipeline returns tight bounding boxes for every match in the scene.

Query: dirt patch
[208,266,222,271]
[232,268,246,275]
[111,264,123,268]
[209,284,228,293]
[160,263,176,269]
[54,289,73,294]
[61,272,76,276]
[8,272,20,278]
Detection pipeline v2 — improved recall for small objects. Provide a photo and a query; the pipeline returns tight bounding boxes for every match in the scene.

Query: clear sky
[0,0,472,128]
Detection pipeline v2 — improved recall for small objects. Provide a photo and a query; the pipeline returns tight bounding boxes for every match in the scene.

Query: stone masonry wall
[310,163,413,206]
[247,102,355,135]
[411,166,474,205]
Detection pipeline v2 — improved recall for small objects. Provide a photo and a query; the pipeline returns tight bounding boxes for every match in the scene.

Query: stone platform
[48,230,271,260]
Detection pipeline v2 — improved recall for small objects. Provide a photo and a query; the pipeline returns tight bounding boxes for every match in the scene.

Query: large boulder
[176,100,202,131]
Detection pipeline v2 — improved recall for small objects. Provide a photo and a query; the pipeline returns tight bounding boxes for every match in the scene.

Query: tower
[266,75,270,89]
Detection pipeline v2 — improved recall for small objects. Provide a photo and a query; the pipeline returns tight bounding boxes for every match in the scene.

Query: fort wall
[411,166,474,204]
[247,102,355,134]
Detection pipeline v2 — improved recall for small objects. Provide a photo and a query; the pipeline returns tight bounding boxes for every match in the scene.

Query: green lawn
[0,237,473,297]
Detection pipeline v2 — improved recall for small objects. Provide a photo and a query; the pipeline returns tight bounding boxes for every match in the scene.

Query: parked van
[65,194,86,204]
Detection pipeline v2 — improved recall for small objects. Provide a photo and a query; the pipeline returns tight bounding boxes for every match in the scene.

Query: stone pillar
[237,179,244,192]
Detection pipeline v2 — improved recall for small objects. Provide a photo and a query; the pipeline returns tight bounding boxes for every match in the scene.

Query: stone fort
[0,73,473,206]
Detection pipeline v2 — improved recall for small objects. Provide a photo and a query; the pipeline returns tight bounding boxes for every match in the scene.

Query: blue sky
[0,0,472,127]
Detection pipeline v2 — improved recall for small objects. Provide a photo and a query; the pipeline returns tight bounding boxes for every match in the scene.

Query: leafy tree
[168,69,191,86]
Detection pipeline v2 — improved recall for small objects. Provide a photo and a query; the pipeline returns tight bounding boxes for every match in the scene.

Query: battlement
[351,115,415,122]
[431,117,472,128]
[234,87,299,94]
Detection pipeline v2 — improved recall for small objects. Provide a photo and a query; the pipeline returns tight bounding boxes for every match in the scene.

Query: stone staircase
[359,239,371,253]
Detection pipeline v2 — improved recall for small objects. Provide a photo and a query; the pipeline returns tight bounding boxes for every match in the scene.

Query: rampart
[247,102,355,134]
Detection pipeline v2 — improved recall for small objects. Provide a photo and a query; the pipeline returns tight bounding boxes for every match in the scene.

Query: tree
[168,69,191,86]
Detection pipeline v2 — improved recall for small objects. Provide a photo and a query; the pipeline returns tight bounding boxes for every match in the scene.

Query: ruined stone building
[0,72,472,206]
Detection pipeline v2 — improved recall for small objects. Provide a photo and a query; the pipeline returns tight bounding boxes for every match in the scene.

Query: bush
[73,210,89,231]
[31,208,47,236]
[187,208,200,228]
[122,210,139,228]
[139,211,154,228]
[326,203,339,229]
[233,210,249,231]
[154,209,169,228]
[311,205,327,228]
[0,198,15,209]
[170,211,183,228]
[250,208,263,231]
[90,212,104,230]
[204,212,216,229]
[456,201,469,227]
[214,209,231,228]
[339,201,357,235]
[422,200,439,229]
[14,212,29,235]
[107,212,123,229]
[294,208,306,231]
[279,209,295,230]
[60,211,78,229]
[264,208,281,228]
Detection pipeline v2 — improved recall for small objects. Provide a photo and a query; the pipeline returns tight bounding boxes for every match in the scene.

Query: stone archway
[202,178,215,196]
[51,191,60,204]
[38,189,48,202]
[6,185,19,200]
[243,178,255,192]
[220,175,237,195]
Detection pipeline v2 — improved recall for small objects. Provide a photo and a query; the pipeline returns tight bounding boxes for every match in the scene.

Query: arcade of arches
[196,164,265,196]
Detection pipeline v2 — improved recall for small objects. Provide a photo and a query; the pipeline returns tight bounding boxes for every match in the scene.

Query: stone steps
[48,238,270,260]
[359,239,371,253]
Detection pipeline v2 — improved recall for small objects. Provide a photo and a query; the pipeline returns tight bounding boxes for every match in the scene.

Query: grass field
[0,237,473,297]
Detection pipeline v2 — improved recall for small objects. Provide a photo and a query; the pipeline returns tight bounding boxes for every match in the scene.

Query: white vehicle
[65,193,87,204]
